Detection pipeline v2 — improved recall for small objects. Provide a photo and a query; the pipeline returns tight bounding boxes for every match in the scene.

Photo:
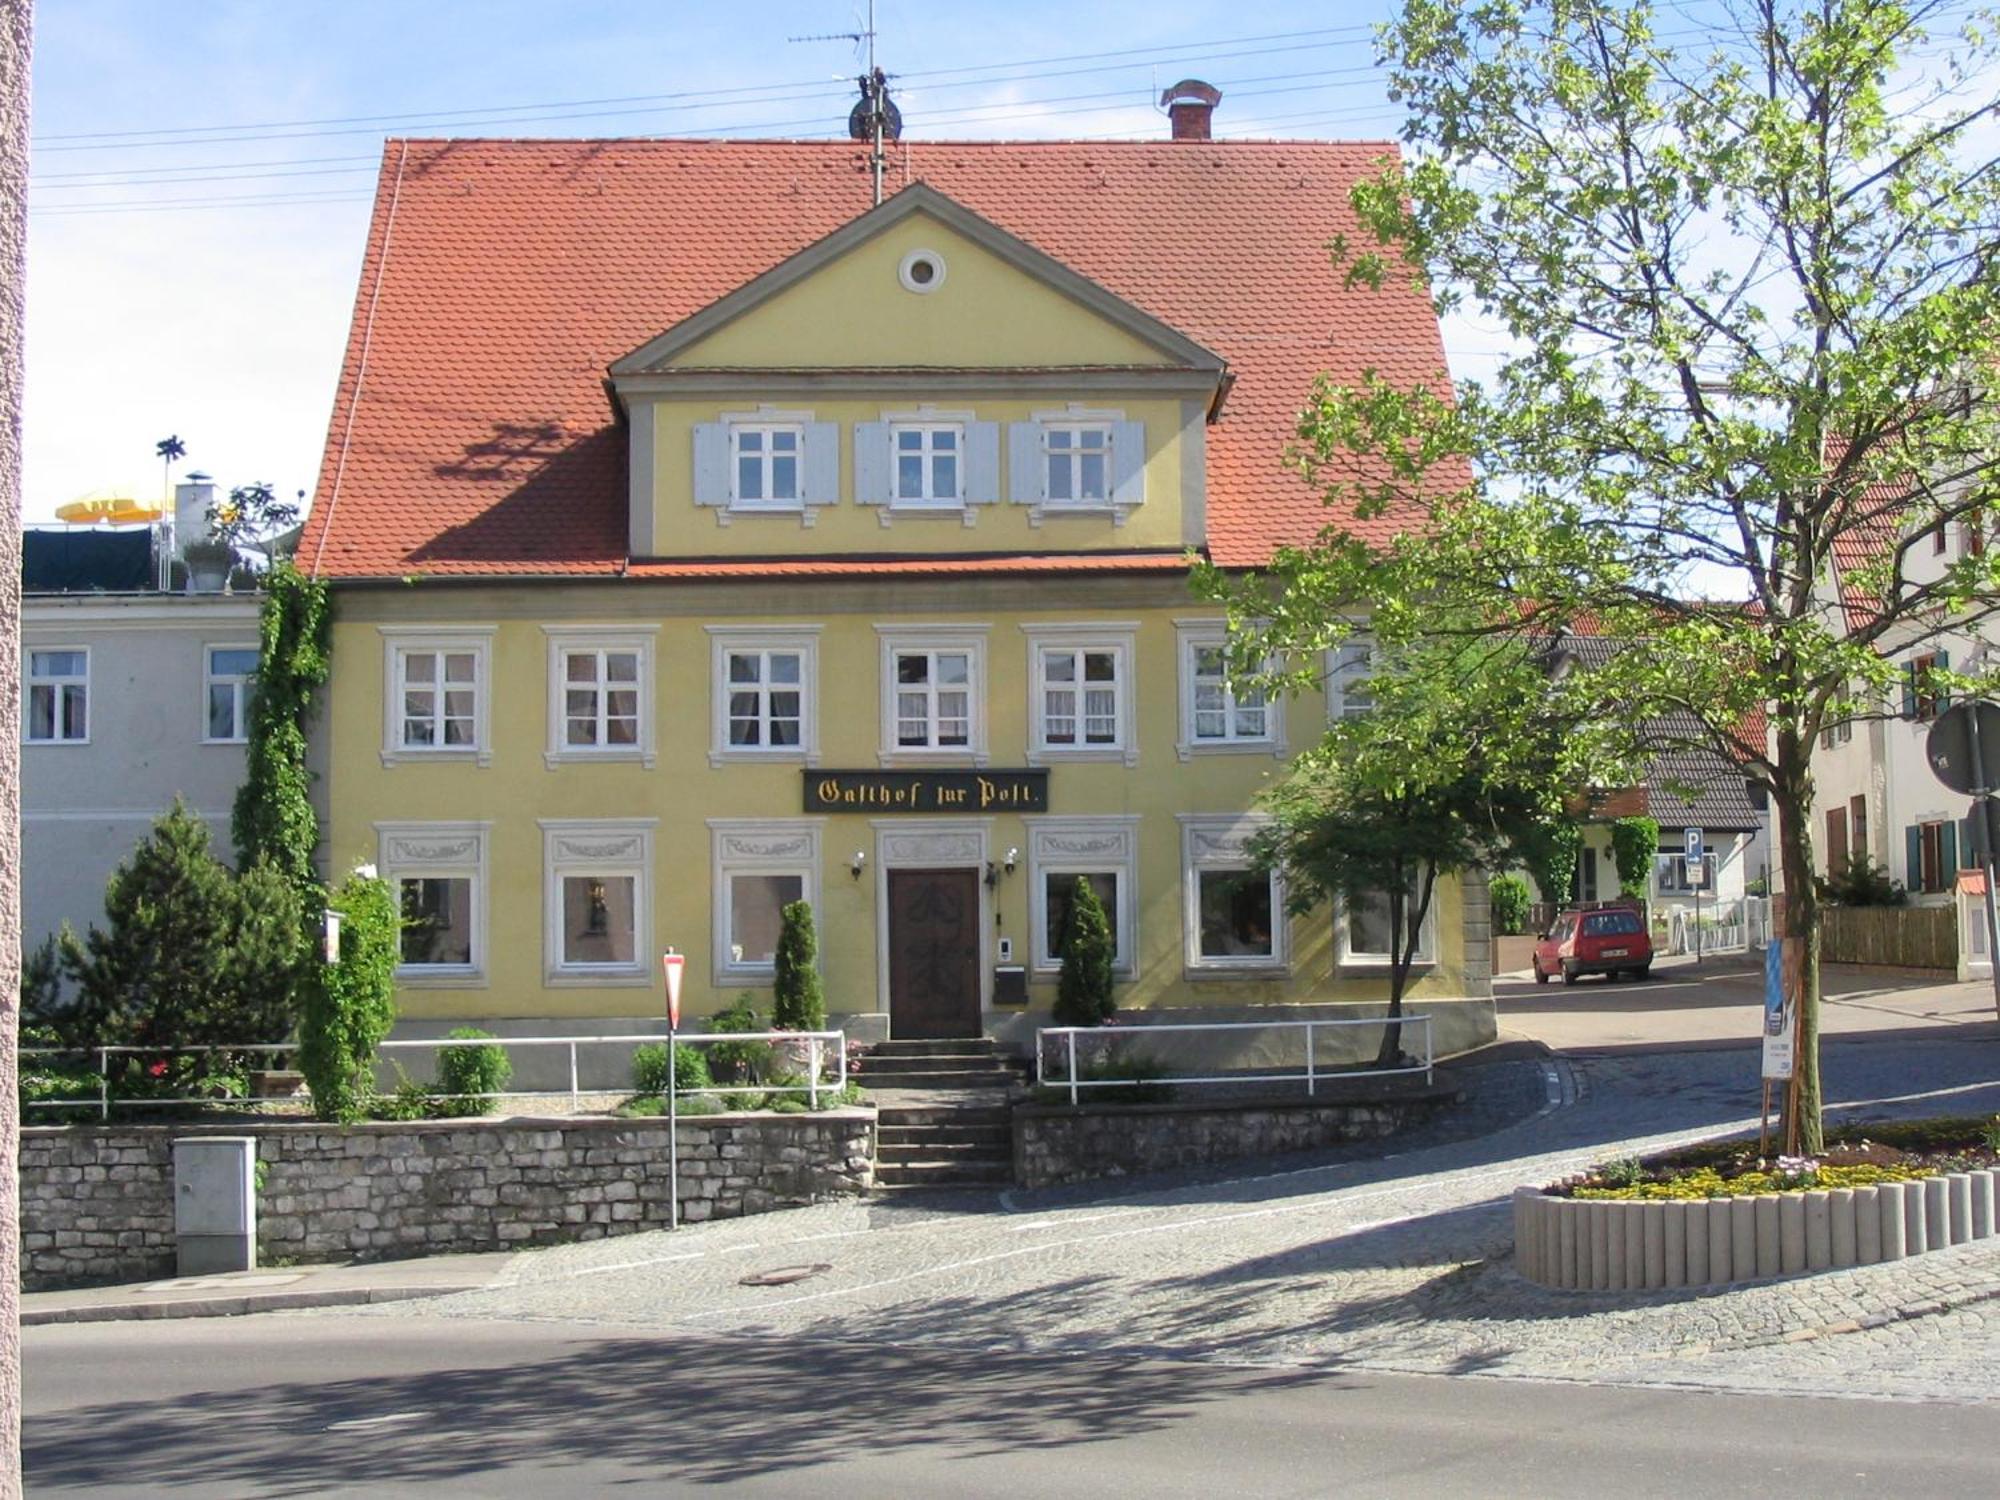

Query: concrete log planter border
[1513,1168,1999,1291]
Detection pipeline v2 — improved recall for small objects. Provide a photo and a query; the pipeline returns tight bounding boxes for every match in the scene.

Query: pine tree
[1053,876,1115,1027]
[770,900,826,1031]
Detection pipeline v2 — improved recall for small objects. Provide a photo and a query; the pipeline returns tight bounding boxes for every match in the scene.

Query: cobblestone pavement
[381,1033,2000,1405]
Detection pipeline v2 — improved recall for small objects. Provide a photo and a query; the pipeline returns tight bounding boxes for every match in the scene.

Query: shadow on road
[25,1332,1335,1494]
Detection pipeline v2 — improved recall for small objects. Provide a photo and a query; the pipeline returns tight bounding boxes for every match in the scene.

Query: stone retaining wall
[1015,1086,1457,1190]
[1514,1169,2000,1292]
[19,1110,874,1291]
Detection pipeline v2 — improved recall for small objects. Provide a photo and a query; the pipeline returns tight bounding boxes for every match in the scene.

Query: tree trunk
[0,1,31,1491]
[1375,879,1408,1069]
[1773,720,1824,1154]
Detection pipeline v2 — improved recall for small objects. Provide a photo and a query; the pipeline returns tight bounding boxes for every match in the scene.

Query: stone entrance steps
[866,1040,1019,1189]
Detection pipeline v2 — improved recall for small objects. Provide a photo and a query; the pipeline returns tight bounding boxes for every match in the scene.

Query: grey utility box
[172,1136,258,1275]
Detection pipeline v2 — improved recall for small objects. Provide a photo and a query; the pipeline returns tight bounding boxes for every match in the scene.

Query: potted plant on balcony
[182,537,237,594]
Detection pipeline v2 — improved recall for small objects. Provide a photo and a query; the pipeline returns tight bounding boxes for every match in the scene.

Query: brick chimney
[1161,79,1222,141]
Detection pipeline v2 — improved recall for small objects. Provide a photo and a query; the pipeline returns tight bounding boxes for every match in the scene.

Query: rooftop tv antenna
[790,0,898,205]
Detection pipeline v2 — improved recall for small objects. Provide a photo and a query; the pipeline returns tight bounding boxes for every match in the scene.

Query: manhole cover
[738,1263,832,1287]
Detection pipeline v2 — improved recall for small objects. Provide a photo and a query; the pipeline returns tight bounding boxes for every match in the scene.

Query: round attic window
[898,249,946,294]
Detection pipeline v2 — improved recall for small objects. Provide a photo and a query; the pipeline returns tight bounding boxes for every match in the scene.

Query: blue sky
[22,0,1435,519]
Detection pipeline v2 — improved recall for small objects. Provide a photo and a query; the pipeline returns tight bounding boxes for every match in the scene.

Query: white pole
[667,1011,679,1232]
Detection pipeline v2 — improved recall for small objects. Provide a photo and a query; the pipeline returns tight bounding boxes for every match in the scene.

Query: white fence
[1661,896,1772,957]
[23,1030,849,1121]
[1035,1014,1434,1107]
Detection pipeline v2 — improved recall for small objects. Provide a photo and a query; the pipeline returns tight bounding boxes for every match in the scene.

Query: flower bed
[1515,1117,2000,1292]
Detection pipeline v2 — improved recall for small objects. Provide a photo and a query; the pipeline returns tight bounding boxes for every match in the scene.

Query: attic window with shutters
[898,248,946,293]
[1008,406,1146,527]
[691,407,840,527]
[853,407,999,528]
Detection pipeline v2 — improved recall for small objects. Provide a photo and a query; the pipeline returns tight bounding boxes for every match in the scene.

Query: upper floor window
[877,625,989,764]
[204,645,259,744]
[542,627,656,768]
[1328,640,1374,720]
[380,626,494,766]
[692,409,838,526]
[1045,425,1111,505]
[1023,624,1138,764]
[1008,409,1146,526]
[706,626,821,767]
[734,425,800,505]
[1175,623,1284,760]
[1905,649,1949,723]
[26,648,87,744]
[894,424,961,505]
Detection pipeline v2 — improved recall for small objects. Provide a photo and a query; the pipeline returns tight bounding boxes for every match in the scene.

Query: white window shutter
[1008,422,1043,504]
[964,422,1001,504]
[803,422,841,505]
[854,421,891,504]
[1111,420,1147,507]
[692,422,730,506]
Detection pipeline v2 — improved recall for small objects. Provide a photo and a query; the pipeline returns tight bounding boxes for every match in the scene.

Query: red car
[1532,907,1653,985]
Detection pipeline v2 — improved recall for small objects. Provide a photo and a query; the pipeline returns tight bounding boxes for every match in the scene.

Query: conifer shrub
[1052,875,1116,1027]
[771,901,826,1031]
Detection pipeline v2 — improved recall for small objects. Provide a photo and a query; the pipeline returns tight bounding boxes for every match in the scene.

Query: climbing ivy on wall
[231,560,332,897]
[298,866,400,1123]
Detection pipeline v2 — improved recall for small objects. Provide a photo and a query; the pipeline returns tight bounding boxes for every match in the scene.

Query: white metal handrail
[23,1029,849,1120]
[1035,1014,1435,1107]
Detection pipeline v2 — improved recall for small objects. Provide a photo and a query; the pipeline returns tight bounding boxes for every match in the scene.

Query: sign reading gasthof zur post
[803,769,1049,814]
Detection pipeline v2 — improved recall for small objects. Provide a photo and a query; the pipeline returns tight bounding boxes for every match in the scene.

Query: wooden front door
[887,868,982,1039]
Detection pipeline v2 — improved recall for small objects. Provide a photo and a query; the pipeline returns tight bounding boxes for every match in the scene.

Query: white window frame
[377,821,490,986]
[889,420,966,508]
[1021,622,1138,765]
[1179,813,1288,975]
[1043,423,1114,507]
[730,421,806,509]
[541,818,656,986]
[877,624,990,766]
[542,625,658,769]
[1019,404,1142,527]
[1327,638,1374,721]
[379,626,494,767]
[1336,888,1438,973]
[706,625,821,767]
[25,645,90,745]
[202,643,259,745]
[1175,621,1286,761]
[1027,817,1140,977]
[708,819,824,987]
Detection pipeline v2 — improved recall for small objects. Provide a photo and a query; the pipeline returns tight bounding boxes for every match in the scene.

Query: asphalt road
[25,1316,2000,1499]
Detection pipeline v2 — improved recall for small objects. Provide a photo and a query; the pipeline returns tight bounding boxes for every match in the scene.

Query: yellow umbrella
[52,493,166,526]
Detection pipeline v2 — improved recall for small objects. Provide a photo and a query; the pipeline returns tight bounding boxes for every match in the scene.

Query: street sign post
[1926,702,2000,1020]
[662,949,685,1230]
[1684,828,1705,962]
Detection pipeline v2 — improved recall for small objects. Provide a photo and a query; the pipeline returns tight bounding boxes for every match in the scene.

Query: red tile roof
[301,137,1456,580]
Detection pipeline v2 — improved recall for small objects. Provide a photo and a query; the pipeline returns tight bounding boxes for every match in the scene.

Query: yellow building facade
[308,163,1495,1058]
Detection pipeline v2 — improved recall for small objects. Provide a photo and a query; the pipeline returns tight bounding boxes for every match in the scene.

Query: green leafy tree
[58,803,304,1064]
[1609,818,1661,901]
[232,560,331,897]
[297,867,399,1123]
[770,901,826,1032]
[1517,820,1582,912]
[1202,0,2000,1149]
[1053,876,1116,1027]
[1250,635,1617,1066]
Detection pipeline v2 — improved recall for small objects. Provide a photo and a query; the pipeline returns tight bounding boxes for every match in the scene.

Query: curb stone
[22,1285,461,1327]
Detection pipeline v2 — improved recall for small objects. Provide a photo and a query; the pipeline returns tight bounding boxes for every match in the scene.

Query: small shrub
[1983,1117,2000,1153]
[765,1094,808,1115]
[814,1082,870,1109]
[704,994,773,1084]
[372,1065,436,1122]
[1594,1155,1644,1188]
[618,1092,727,1118]
[771,901,827,1031]
[434,1027,513,1115]
[1819,856,1908,907]
[1488,873,1533,936]
[632,1042,713,1096]
[1052,875,1116,1027]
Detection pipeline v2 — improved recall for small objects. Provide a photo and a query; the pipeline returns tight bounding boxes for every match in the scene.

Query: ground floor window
[1179,814,1286,973]
[377,822,488,985]
[401,877,473,967]
[542,819,654,984]
[1339,888,1437,968]
[708,820,823,985]
[1027,818,1139,976]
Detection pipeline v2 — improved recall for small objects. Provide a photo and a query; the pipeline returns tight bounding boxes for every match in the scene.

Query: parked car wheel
[1635,964,1652,980]
[1533,958,1549,985]
[1561,961,1579,987]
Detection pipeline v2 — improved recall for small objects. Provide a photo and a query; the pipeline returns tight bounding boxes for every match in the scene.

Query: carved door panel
[887,868,982,1039]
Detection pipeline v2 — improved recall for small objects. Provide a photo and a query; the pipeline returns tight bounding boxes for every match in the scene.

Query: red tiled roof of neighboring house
[300,137,1458,580]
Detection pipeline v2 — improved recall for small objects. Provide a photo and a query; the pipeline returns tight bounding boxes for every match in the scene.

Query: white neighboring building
[20,489,262,948]
[1810,514,1988,904]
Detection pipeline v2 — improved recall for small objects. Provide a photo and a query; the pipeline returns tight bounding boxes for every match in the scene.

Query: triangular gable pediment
[609,183,1226,377]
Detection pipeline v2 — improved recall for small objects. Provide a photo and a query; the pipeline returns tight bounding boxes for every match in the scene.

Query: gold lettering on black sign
[804,770,1049,814]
